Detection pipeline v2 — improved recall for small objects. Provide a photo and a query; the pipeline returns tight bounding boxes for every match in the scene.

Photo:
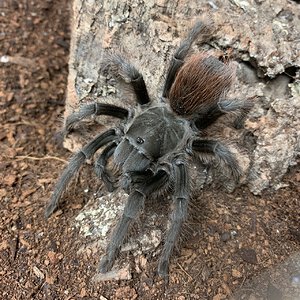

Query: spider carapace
[116,106,189,171]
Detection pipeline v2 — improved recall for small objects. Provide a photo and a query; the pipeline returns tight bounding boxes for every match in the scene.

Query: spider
[45,21,252,278]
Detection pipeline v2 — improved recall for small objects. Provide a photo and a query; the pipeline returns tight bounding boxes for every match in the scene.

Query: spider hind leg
[99,170,168,273]
[192,139,242,181]
[158,161,189,277]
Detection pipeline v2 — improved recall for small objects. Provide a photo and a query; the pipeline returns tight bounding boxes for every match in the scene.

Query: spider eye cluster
[136,137,144,144]
[124,107,187,161]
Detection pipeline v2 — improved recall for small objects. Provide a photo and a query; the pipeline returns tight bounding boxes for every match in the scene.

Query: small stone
[212,293,225,300]
[291,273,300,285]
[45,273,55,284]
[93,264,132,282]
[220,232,231,242]
[47,251,63,264]
[238,248,258,264]
[114,286,137,299]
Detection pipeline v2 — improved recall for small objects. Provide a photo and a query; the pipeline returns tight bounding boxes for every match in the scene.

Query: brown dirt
[0,1,299,299]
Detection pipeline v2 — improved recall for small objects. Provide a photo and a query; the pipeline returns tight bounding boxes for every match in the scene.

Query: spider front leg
[45,129,117,218]
[65,103,128,133]
[94,142,117,192]
[99,170,168,273]
[192,139,242,181]
[162,21,212,98]
[158,161,189,278]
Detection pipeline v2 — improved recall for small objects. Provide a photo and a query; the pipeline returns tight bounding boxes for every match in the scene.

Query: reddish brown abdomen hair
[168,53,235,116]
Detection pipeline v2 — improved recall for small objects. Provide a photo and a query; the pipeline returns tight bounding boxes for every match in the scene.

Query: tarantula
[46,21,251,277]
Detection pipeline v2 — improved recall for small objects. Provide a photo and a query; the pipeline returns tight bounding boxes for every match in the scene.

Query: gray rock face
[232,252,300,299]
[64,0,299,277]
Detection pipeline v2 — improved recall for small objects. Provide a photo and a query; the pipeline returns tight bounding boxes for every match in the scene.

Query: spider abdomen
[169,53,235,116]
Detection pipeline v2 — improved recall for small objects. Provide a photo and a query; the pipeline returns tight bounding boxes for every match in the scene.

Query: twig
[4,120,40,128]
[177,262,194,281]
[15,155,68,164]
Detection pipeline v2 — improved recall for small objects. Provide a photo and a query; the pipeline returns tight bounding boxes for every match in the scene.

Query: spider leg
[192,139,242,180]
[94,141,117,192]
[45,129,117,218]
[194,99,253,130]
[158,161,189,278]
[107,54,150,105]
[162,21,212,98]
[65,103,128,133]
[99,170,168,273]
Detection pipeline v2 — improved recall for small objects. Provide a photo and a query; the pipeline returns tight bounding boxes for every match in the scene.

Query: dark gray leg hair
[192,139,242,180]
[158,161,189,277]
[45,129,117,218]
[194,98,253,130]
[94,142,117,192]
[218,98,253,130]
[107,54,150,105]
[99,170,169,273]
[65,103,128,133]
[162,21,212,98]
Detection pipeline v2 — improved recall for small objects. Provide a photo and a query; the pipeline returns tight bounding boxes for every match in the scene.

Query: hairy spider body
[46,21,252,278]
[115,105,190,170]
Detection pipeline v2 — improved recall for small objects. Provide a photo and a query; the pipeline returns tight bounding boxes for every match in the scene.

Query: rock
[232,252,300,299]
[267,282,283,300]
[238,248,258,264]
[93,264,132,282]
[220,232,231,242]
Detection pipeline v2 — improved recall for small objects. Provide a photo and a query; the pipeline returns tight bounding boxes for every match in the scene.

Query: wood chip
[32,266,45,279]
[3,174,17,186]
[45,272,56,285]
[47,251,57,264]
[21,188,38,200]
[0,188,7,198]
[79,287,87,297]
[232,269,242,278]
[93,264,132,282]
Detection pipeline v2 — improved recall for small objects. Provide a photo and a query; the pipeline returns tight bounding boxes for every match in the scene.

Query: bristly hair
[168,53,235,116]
